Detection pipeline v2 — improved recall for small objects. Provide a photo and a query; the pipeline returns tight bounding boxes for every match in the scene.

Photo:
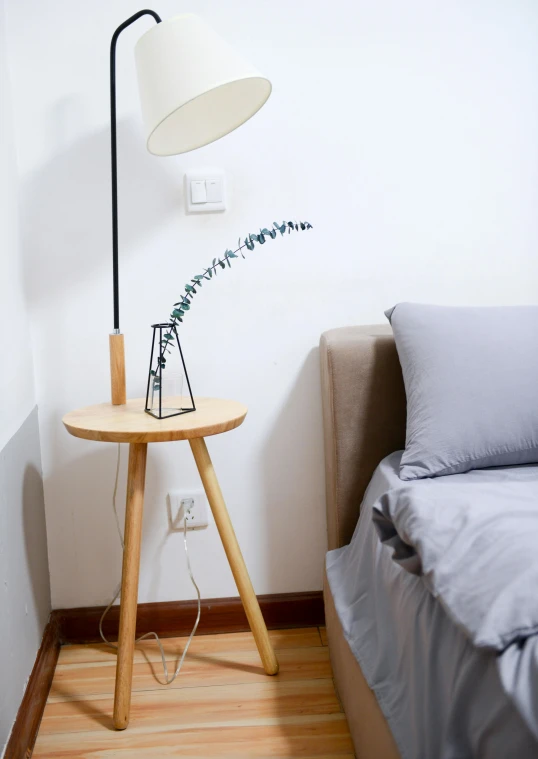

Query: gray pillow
[386,303,538,480]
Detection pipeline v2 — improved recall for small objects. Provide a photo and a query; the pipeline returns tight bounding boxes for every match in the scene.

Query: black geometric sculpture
[145,323,195,419]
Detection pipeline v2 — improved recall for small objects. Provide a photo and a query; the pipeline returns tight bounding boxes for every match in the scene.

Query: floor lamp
[109,11,272,405]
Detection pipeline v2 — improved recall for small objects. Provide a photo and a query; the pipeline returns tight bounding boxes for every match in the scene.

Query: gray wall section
[0,406,51,754]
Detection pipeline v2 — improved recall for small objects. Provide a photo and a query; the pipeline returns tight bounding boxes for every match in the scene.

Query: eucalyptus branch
[150,220,313,379]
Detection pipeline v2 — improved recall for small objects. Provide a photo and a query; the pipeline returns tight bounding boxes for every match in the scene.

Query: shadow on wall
[42,440,166,609]
[22,462,51,629]
[260,347,327,592]
[20,104,179,306]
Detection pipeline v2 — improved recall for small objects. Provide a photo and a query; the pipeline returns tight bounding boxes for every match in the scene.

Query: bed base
[320,325,406,758]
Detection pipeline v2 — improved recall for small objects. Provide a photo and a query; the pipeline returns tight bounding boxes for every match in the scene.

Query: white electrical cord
[99,443,201,685]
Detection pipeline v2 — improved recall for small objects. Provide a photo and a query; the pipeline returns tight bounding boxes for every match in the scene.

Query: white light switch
[205,178,222,203]
[184,169,226,214]
[191,180,206,204]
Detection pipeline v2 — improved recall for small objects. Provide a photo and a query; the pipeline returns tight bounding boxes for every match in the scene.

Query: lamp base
[109,333,127,405]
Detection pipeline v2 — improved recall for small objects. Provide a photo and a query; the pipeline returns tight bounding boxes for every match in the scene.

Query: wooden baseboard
[54,591,324,644]
[4,615,61,759]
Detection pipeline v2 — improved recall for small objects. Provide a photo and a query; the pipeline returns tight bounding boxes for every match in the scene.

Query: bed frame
[320,325,407,759]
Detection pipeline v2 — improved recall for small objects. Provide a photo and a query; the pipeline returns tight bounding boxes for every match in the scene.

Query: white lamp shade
[135,14,272,156]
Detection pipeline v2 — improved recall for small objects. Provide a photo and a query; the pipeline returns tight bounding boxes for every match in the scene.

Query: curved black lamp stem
[110,9,161,332]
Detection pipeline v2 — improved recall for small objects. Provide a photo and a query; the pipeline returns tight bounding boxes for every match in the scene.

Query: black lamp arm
[110,9,161,332]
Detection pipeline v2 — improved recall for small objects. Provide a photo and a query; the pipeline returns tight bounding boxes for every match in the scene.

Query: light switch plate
[184,169,226,214]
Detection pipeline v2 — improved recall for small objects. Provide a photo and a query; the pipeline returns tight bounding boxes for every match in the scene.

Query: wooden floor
[33,626,353,758]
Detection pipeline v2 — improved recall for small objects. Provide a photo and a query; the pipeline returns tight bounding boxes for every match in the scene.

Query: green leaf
[164,333,173,339]
[169,218,314,329]
[150,370,156,376]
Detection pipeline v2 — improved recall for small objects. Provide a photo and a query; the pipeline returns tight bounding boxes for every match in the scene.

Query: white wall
[5,0,538,609]
[0,0,35,450]
[0,0,50,751]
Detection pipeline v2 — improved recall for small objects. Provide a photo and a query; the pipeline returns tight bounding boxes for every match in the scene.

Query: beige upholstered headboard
[320,325,407,550]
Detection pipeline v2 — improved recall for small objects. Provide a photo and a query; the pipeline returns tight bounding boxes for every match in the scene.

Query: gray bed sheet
[326,452,538,759]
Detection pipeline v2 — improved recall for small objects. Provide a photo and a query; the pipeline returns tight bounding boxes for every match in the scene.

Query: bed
[320,325,538,759]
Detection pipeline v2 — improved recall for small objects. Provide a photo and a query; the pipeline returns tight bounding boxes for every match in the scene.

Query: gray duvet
[373,466,538,651]
[372,458,538,744]
[326,453,538,758]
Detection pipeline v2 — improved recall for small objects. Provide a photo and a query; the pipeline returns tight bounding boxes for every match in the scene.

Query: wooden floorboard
[33,627,353,758]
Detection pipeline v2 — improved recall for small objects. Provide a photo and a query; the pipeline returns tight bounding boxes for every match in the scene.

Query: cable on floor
[99,443,201,685]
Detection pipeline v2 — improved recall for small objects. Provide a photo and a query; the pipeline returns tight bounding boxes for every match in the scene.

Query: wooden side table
[62,396,279,730]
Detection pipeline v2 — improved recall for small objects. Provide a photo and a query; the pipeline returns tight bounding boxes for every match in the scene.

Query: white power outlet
[168,490,209,530]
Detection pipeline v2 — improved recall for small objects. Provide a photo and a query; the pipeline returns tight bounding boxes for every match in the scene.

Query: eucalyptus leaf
[152,219,312,382]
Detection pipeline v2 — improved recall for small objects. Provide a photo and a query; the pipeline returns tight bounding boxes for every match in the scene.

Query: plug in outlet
[168,490,209,530]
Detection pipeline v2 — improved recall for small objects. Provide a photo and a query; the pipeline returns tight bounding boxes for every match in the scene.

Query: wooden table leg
[113,442,148,729]
[189,437,279,675]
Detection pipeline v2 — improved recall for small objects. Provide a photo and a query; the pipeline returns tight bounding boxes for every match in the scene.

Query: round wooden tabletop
[63,397,248,444]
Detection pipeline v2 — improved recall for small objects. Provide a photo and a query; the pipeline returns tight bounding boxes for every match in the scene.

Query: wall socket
[168,490,209,530]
